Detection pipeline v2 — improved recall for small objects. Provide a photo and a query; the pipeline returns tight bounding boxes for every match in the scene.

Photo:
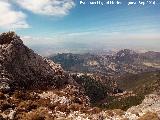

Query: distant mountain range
[50,49,160,76]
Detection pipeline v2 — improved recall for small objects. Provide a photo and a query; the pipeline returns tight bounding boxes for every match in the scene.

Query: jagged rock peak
[116,49,136,56]
[0,32,75,90]
[0,31,22,45]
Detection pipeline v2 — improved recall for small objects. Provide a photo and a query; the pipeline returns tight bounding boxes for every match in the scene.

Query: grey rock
[0,82,10,92]
[0,32,72,90]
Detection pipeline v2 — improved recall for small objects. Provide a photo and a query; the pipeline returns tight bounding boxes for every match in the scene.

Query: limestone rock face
[127,94,160,118]
[0,32,72,90]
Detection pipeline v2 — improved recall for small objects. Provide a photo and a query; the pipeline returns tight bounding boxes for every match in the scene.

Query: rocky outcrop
[51,94,160,120]
[0,32,74,90]
[127,94,160,118]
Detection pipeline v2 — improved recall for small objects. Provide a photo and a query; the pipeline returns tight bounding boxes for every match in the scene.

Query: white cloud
[0,0,29,29]
[14,0,75,16]
[0,0,75,29]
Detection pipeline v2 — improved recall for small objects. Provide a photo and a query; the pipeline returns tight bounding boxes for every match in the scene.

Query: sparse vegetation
[101,95,144,111]
[138,112,159,120]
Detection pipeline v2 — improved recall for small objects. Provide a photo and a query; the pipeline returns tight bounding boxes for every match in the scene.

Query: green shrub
[73,75,108,103]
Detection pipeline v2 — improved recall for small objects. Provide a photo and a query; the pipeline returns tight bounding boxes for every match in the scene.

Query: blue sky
[0,0,160,55]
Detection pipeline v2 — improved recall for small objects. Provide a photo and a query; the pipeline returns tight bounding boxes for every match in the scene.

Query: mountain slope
[0,32,159,120]
[0,32,91,119]
[0,32,75,91]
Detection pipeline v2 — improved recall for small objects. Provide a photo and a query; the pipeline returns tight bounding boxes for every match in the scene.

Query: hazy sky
[0,0,160,54]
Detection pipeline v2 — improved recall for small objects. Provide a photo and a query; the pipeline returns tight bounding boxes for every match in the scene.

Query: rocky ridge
[0,32,76,91]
